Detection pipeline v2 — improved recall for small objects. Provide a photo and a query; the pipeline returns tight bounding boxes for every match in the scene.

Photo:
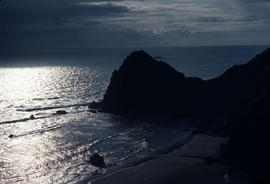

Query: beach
[91,134,228,184]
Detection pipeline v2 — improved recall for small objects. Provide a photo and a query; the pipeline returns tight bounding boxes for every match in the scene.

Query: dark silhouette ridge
[220,49,270,184]
[89,48,270,183]
[90,48,270,120]
[89,153,106,168]
[90,50,204,116]
[201,48,270,120]
[225,93,270,184]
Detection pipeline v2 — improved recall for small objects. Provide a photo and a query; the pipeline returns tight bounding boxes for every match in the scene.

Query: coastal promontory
[90,48,270,183]
[90,50,204,116]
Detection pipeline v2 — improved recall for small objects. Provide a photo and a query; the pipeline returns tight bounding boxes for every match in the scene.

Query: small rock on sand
[89,153,106,167]
[30,115,35,120]
[56,110,67,115]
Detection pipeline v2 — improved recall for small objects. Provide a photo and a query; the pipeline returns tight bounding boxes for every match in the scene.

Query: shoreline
[89,134,228,184]
[78,129,196,184]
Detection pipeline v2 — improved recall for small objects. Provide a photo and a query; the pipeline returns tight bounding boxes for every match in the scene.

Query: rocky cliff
[90,48,270,121]
[90,48,270,183]
[90,50,204,116]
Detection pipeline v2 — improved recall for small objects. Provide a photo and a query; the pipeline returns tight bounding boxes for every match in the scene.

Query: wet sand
[91,134,228,184]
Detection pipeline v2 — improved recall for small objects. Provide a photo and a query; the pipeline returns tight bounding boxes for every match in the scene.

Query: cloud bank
[1,0,270,50]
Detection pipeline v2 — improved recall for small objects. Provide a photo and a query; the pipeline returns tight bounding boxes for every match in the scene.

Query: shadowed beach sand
[91,134,228,184]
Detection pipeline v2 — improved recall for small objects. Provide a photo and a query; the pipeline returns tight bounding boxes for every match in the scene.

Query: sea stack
[89,50,204,115]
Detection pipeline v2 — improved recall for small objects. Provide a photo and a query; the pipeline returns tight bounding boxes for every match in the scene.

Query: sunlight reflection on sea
[0,45,267,183]
[0,66,192,183]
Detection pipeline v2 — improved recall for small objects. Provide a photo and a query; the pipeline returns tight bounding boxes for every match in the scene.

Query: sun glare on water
[0,67,64,183]
[0,66,112,183]
[0,67,60,100]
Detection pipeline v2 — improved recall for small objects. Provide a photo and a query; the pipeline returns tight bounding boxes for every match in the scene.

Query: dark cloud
[0,0,131,50]
[0,0,130,27]
[0,0,270,51]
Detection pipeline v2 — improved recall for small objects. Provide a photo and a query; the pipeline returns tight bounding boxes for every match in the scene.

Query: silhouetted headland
[221,48,270,183]
[89,50,204,116]
[90,48,270,120]
[89,48,270,183]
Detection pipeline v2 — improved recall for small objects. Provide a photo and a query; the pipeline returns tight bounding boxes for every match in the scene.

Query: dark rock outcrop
[29,115,35,120]
[201,48,270,120]
[210,48,270,183]
[56,110,67,115]
[89,153,106,167]
[223,54,270,183]
[89,50,204,116]
[223,92,270,184]
[90,48,270,121]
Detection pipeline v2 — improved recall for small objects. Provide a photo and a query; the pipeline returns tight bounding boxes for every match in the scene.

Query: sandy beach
[91,134,228,184]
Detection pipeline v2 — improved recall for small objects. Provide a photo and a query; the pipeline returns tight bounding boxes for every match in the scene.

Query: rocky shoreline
[91,134,230,184]
[78,127,196,183]
[89,47,270,183]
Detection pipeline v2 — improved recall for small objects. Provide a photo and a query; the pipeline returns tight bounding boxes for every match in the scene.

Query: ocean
[0,45,268,183]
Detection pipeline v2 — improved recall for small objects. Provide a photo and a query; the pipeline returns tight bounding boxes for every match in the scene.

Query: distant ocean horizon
[0,45,268,183]
[1,45,269,79]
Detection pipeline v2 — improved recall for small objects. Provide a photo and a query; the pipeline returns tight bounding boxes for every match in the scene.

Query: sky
[1,0,270,51]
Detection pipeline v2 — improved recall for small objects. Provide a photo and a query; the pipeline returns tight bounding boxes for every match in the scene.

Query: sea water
[0,45,268,183]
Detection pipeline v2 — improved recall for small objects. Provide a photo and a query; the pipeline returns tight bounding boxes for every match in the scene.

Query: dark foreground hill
[203,48,270,120]
[225,92,270,184]
[90,48,270,120]
[89,48,270,183]
[94,50,204,115]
